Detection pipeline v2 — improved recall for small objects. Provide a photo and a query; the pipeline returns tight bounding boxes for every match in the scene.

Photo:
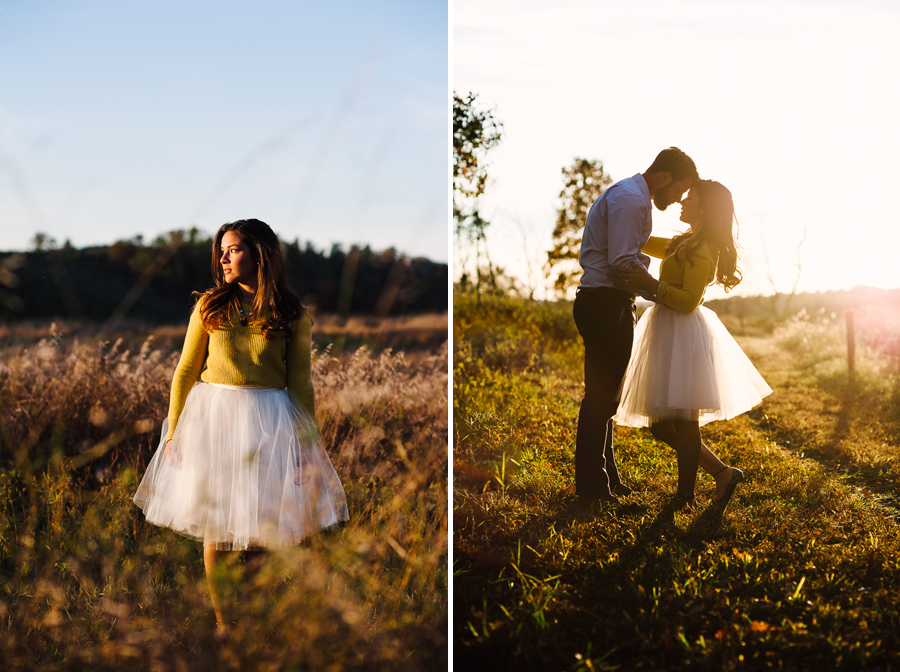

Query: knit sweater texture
[166,302,315,440]
[642,236,717,314]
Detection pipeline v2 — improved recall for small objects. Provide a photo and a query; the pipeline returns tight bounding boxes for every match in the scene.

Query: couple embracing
[573,147,772,512]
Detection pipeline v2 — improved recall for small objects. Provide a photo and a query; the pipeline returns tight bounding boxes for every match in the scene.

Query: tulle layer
[614,304,772,428]
[133,383,349,550]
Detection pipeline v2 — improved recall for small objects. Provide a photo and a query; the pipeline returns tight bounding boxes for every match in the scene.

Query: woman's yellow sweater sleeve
[286,313,316,421]
[166,306,209,440]
[642,236,671,259]
[656,246,716,314]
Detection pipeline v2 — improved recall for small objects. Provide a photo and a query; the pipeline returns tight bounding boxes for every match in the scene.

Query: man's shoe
[612,483,634,497]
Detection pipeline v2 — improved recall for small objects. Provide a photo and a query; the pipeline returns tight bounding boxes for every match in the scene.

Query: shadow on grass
[599,501,730,576]
[455,494,748,672]
[749,366,900,511]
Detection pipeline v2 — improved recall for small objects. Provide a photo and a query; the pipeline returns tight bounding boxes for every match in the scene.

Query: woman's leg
[651,421,726,475]
[650,421,736,500]
[671,420,702,499]
[651,420,701,498]
[203,543,228,627]
[204,546,268,627]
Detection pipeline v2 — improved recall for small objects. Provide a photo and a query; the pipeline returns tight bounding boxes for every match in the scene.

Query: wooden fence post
[845,310,855,384]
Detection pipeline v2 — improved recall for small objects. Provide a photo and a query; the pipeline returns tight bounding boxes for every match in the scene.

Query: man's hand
[617,263,659,294]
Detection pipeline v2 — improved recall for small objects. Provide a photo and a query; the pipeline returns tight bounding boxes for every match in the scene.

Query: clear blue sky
[0,0,448,261]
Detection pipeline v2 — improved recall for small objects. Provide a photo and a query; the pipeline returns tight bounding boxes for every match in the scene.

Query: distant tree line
[0,229,447,323]
[704,285,900,335]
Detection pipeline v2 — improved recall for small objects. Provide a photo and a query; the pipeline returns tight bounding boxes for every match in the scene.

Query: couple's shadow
[625,500,727,561]
[652,499,725,532]
[559,490,732,569]
[569,497,730,571]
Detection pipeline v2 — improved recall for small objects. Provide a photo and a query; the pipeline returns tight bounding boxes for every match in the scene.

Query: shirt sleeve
[608,193,651,270]
[656,245,716,314]
[166,303,209,440]
[286,313,316,422]
[641,237,671,260]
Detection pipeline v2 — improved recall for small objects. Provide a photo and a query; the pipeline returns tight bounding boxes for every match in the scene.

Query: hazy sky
[455,0,900,298]
[0,0,448,261]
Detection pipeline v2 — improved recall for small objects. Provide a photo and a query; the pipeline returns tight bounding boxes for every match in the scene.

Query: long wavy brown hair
[194,219,305,340]
[667,180,742,292]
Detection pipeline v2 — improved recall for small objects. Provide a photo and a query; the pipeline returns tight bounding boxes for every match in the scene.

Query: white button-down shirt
[578,173,652,294]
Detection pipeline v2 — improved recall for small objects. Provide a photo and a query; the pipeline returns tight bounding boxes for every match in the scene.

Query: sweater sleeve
[166,305,209,440]
[656,246,716,314]
[641,236,671,259]
[286,313,316,421]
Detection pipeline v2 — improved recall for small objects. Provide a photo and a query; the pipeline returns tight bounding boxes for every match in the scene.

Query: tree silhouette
[453,91,502,303]
[546,158,613,297]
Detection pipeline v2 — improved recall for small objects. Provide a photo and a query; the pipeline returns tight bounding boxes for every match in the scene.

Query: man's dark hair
[646,147,699,184]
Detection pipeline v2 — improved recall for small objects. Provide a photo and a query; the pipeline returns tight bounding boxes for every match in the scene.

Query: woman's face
[679,188,702,227]
[220,231,256,285]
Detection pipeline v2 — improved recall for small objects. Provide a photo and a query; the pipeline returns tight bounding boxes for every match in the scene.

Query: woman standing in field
[133,218,348,631]
[616,180,771,511]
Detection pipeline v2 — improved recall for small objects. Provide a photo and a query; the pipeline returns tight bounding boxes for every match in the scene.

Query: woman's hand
[618,263,660,294]
[165,438,182,469]
[295,452,315,485]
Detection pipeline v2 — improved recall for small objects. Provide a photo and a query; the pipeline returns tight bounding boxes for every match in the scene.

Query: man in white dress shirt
[573,147,699,506]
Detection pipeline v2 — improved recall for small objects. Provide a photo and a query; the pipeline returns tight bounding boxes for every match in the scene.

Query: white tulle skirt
[134,383,349,550]
[615,304,772,428]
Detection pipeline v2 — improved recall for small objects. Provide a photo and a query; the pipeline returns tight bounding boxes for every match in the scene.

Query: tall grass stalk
[0,328,448,671]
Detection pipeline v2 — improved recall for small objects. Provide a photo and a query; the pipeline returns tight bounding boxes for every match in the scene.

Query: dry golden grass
[0,312,449,355]
[312,312,448,353]
[0,323,448,671]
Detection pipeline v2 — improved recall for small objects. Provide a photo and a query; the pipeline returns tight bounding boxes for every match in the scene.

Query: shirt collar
[633,173,651,201]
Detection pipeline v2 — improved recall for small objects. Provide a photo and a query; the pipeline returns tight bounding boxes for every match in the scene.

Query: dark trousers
[573,287,636,500]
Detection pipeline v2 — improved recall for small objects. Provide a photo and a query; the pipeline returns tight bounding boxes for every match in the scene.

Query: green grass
[454,293,900,671]
[748,307,900,500]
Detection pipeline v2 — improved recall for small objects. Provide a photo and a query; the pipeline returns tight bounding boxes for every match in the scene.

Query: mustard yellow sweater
[166,302,315,440]
[642,236,717,313]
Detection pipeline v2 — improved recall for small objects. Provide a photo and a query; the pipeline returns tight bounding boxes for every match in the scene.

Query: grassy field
[453,293,900,671]
[0,311,449,355]
[0,314,448,671]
